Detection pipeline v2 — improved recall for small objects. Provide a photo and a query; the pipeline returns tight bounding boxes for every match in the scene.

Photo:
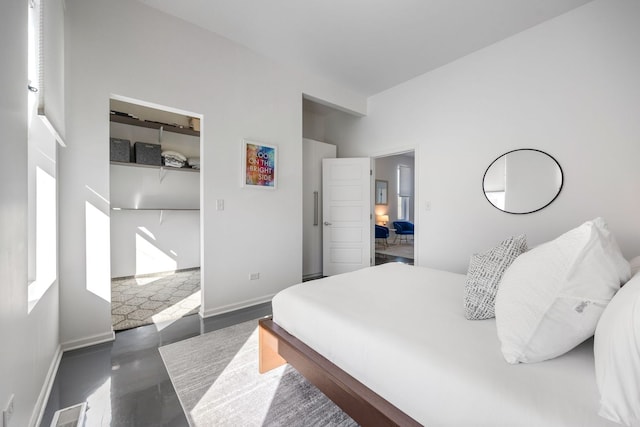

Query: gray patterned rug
[111,268,200,331]
[159,319,358,427]
[375,242,414,259]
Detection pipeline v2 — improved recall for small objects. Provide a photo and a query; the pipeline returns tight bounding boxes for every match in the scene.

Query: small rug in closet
[111,268,200,331]
[159,319,357,427]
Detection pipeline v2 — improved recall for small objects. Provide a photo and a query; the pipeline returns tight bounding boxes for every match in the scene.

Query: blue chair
[392,221,414,244]
[375,225,390,247]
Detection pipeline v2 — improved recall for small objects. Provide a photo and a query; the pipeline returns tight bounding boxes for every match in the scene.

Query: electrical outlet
[249,273,260,280]
[3,394,14,427]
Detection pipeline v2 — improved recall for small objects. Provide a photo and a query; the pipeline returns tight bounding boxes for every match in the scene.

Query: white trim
[413,145,420,266]
[61,330,115,352]
[109,93,203,120]
[368,144,416,159]
[29,345,63,427]
[200,294,276,319]
[39,114,66,147]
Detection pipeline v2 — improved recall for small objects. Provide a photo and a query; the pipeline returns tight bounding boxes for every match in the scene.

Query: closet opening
[301,98,340,281]
[108,96,202,331]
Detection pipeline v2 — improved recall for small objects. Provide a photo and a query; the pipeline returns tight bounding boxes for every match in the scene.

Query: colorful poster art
[243,141,277,189]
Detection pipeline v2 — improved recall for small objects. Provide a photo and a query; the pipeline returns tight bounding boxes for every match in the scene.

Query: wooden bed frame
[258,317,421,427]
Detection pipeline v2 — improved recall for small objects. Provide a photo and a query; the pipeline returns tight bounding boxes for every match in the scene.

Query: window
[398,196,410,221]
[397,165,412,221]
[27,0,59,312]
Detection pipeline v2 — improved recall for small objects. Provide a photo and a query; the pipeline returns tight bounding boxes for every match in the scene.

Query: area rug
[159,319,357,427]
[375,242,414,259]
[111,268,200,331]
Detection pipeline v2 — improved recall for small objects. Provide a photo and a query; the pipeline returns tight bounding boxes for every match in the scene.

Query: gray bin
[134,142,162,166]
[110,138,131,163]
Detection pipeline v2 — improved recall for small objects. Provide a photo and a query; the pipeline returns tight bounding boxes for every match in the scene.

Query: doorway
[374,151,415,265]
[109,97,202,331]
[301,97,342,280]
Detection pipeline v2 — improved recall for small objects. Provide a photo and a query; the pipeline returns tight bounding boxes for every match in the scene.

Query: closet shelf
[110,161,200,173]
[111,208,200,211]
[110,113,200,137]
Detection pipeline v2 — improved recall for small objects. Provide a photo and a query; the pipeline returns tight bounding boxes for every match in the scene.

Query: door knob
[324,221,332,226]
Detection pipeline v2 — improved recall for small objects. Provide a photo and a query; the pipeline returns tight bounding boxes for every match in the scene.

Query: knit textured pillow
[464,235,527,320]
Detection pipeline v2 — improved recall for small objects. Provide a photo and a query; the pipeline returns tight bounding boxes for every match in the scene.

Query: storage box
[110,138,131,163]
[134,141,162,166]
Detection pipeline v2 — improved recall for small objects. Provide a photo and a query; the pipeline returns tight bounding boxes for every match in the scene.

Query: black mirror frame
[482,148,563,215]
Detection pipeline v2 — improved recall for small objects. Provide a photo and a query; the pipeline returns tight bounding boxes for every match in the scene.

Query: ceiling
[139,0,593,97]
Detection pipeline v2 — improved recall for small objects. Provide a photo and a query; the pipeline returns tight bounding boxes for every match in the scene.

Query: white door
[322,158,372,276]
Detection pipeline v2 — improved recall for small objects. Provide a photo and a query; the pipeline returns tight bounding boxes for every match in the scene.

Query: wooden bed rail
[258,317,287,373]
[258,318,422,427]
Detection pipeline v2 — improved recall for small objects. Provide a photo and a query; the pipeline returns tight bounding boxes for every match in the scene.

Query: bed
[258,262,620,426]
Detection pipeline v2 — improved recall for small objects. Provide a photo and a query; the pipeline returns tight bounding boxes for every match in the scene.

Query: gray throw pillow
[464,235,527,320]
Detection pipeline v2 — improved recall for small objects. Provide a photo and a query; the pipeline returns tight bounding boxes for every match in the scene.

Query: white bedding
[272,262,619,427]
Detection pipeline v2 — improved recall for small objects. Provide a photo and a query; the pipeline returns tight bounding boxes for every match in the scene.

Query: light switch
[216,199,224,211]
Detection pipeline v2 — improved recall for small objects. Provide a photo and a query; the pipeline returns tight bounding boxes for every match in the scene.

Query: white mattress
[272,263,618,427]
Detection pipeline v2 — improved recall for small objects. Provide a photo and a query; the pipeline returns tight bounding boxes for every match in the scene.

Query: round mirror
[483,149,563,214]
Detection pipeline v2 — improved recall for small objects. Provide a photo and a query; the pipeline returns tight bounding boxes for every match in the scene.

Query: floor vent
[50,402,87,427]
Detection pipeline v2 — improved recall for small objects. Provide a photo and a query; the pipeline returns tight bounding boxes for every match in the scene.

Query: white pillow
[594,273,640,426]
[629,255,640,277]
[495,218,631,364]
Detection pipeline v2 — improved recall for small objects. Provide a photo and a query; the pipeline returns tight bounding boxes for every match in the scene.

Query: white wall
[326,0,640,273]
[0,2,61,426]
[110,209,200,277]
[60,0,367,347]
[109,164,200,277]
[303,110,327,142]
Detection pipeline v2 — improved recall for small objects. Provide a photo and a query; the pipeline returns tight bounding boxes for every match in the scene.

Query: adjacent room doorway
[301,96,416,277]
[374,151,415,266]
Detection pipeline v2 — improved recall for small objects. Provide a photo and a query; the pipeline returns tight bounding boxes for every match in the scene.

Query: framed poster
[375,179,388,205]
[242,140,277,189]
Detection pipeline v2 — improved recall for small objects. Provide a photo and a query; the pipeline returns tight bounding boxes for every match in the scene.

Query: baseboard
[111,266,200,281]
[61,330,116,352]
[200,294,276,319]
[30,344,63,427]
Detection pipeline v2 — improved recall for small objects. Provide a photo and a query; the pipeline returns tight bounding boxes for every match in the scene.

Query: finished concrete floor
[42,303,272,426]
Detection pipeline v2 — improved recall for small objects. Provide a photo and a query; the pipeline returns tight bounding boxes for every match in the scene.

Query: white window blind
[36,0,44,115]
[398,165,412,197]
[33,0,66,146]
